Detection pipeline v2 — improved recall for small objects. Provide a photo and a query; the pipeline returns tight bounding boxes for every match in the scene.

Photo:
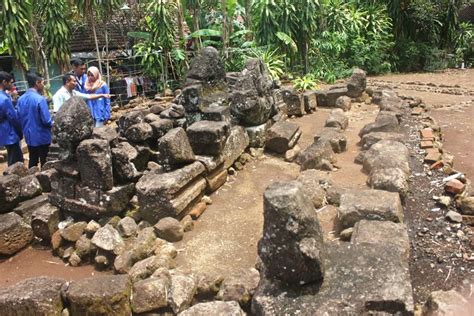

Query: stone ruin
[1,47,472,315]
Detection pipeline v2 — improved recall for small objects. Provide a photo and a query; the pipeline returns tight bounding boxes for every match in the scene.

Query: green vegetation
[0,0,472,86]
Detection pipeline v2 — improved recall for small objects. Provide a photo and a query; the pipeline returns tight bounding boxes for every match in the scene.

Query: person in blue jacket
[70,58,87,93]
[0,71,24,166]
[17,72,52,168]
[85,66,110,128]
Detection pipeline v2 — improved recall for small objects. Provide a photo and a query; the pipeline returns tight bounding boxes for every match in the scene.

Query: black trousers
[5,142,24,166]
[28,144,49,168]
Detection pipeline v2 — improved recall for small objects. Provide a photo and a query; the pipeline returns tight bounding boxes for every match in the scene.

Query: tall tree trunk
[29,23,50,83]
[244,0,253,35]
[193,3,201,49]
[90,11,103,73]
[221,0,228,57]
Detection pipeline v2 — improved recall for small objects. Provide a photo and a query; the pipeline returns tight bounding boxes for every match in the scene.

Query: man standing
[17,73,52,168]
[53,73,111,113]
[0,71,23,166]
[70,58,87,93]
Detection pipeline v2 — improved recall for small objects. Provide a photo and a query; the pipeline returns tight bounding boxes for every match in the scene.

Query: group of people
[0,58,111,168]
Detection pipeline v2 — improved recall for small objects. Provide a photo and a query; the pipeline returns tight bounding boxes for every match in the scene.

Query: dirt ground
[0,69,472,307]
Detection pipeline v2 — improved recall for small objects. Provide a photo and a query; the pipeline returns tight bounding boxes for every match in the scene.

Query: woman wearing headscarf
[85,66,110,128]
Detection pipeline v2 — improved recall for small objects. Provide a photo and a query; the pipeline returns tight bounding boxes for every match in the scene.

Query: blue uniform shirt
[0,90,22,146]
[87,84,111,122]
[74,73,88,94]
[17,89,52,146]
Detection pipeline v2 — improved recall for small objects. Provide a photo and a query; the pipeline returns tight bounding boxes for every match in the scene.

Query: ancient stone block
[220,127,249,169]
[265,121,301,154]
[325,109,348,130]
[202,105,231,123]
[13,194,49,224]
[346,68,366,98]
[245,123,268,148]
[296,170,331,208]
[124,122,153,143]
[303,91,317,113]
[320,88,348,107]
[359,112,400,137]
[259,181,324,285]
[351,220,409,258]
[187,47,226,83]
[360,131,405,150]
[53,97,94,159]
[154,217,184,242]
[282,89,305,116]
[0,212,33,255]
[187,120,230,156]
[117,217,138,238]
[372,89,402,111]
[131,275,171,313]
[117,109,145,134]
[339,189,404,228]
[230,91,274,126]
[31,203,61,241]
[91,125,118,146]
[216,268,260,306]
[111,142,139,183]
[169,272,198,314]
[335,95,351,111]
[157,127,195,166]
[76,139,113,190]
[0,174,21,213]
[65,275,131,316]
[18,175,42,200]
[149,118,173,139]
[363,140,410,175]
[0,277,65,315]
[129,255,173,281]
[3,162,28,177]
[368,167,409,198]
[180,301,246,316]
[314,127,347,153]
[296,141,335,171]
[36,168,56,192]
[423,290,470,316]
[206,167,228,193]
[181,84,203,112]
[91,224,125,255]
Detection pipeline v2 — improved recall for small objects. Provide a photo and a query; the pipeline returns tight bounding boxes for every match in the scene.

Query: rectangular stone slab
[338,189,404,229]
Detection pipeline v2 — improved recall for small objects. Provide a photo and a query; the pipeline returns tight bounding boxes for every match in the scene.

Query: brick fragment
[189,202,207,219]
[420,128,434,140]
[444,179,465,194]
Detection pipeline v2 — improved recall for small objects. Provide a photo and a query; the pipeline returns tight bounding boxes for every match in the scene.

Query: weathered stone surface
[303,91,317,113]
[259,181,324,285]
[296,170,331,208]
[169,272,197,314]
[284,145,301,162]
[92,125,118,147]
[61,221,87,242]
[217,268,260,306]
[76,139,113,190]
[131,274,171,313]
[282,89,304,116]
[53,97,94,159]
[31,203,60,240]
[3,162,28,177]
[346,68,366,98]
[117,110,146,134]
[423,289,470,316]
[296,141,335,171]
[316,88,348,107]
[0,212,33,255]
[129,255,173,281]
[65,275,131,316]
[252,243,413,315]
[363,140,410,175]
[158,127,195,166]
[335,95,351,111]
[457,196,474,215]
[206,167,227,193]
[0,174,21,213]
[230,91,274,126]
[149,103,167,114]
[36,168,56,192]
[359,111,400,137]
[13,194,49,223]
[445,210,462,223]
[149,118,174,139]
[180,301,246,316]
[368,167,409,197]
[124,122,153,143]
[18,175,42,200]
[111,142,139,183]
[360,131,405,150]
[187,120,230,156]
[91,224,124,255]
[351,220,409,258]
[117,217,138,237]
[314,127,347,153]
[339,189,404,228]
[160,103,185,119]
[154,217,184,242]
[372,89,403,111]
[265,121,301,154]
[137,162,206,223]
[245,123,268,148]
[0,277,65,315]
[180,84,203,112]
[202,105,231,123]
[75,235,93,258]
[325,109,348,130]
[187,47,226,83]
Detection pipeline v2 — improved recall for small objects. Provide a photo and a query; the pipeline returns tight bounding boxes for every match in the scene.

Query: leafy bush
[292,74,319,91]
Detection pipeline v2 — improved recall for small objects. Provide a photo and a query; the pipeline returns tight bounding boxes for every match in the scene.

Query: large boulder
[52,96,94,159]
[230,91,274,126]
[368,167,409,198]
[359,112,400,137]
[338,189,404,228]
[117,110,146,134]
[64,275,132,316]
[157,127,195,166]
[131,273,171,313]
[76,139,114,190]
[265,121,301,154]
[123,122,153,143]
[282,89,305,116]
[0,175,21,213]
[259,181,325,285]
[363,140,410,175]
[325,109,348,130]
[111,142,140,183]
[169,272,197,314]
[314,127,347,153]
[296,141,335,171]
[187,47,226,83]
[296,170,332,208]
[187,120,231,156]
[217,268,260,306]
[346,68,366,98]
[360,131,405,150]
[222,126,250,169]
[372,89,403,111]
[0,212,33,255]
[154,217,184,242]
[31,204,60,241]
[91,224,125,255]
[0,277,65,315]
[18,175,42,200]
[303,91,317,113]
